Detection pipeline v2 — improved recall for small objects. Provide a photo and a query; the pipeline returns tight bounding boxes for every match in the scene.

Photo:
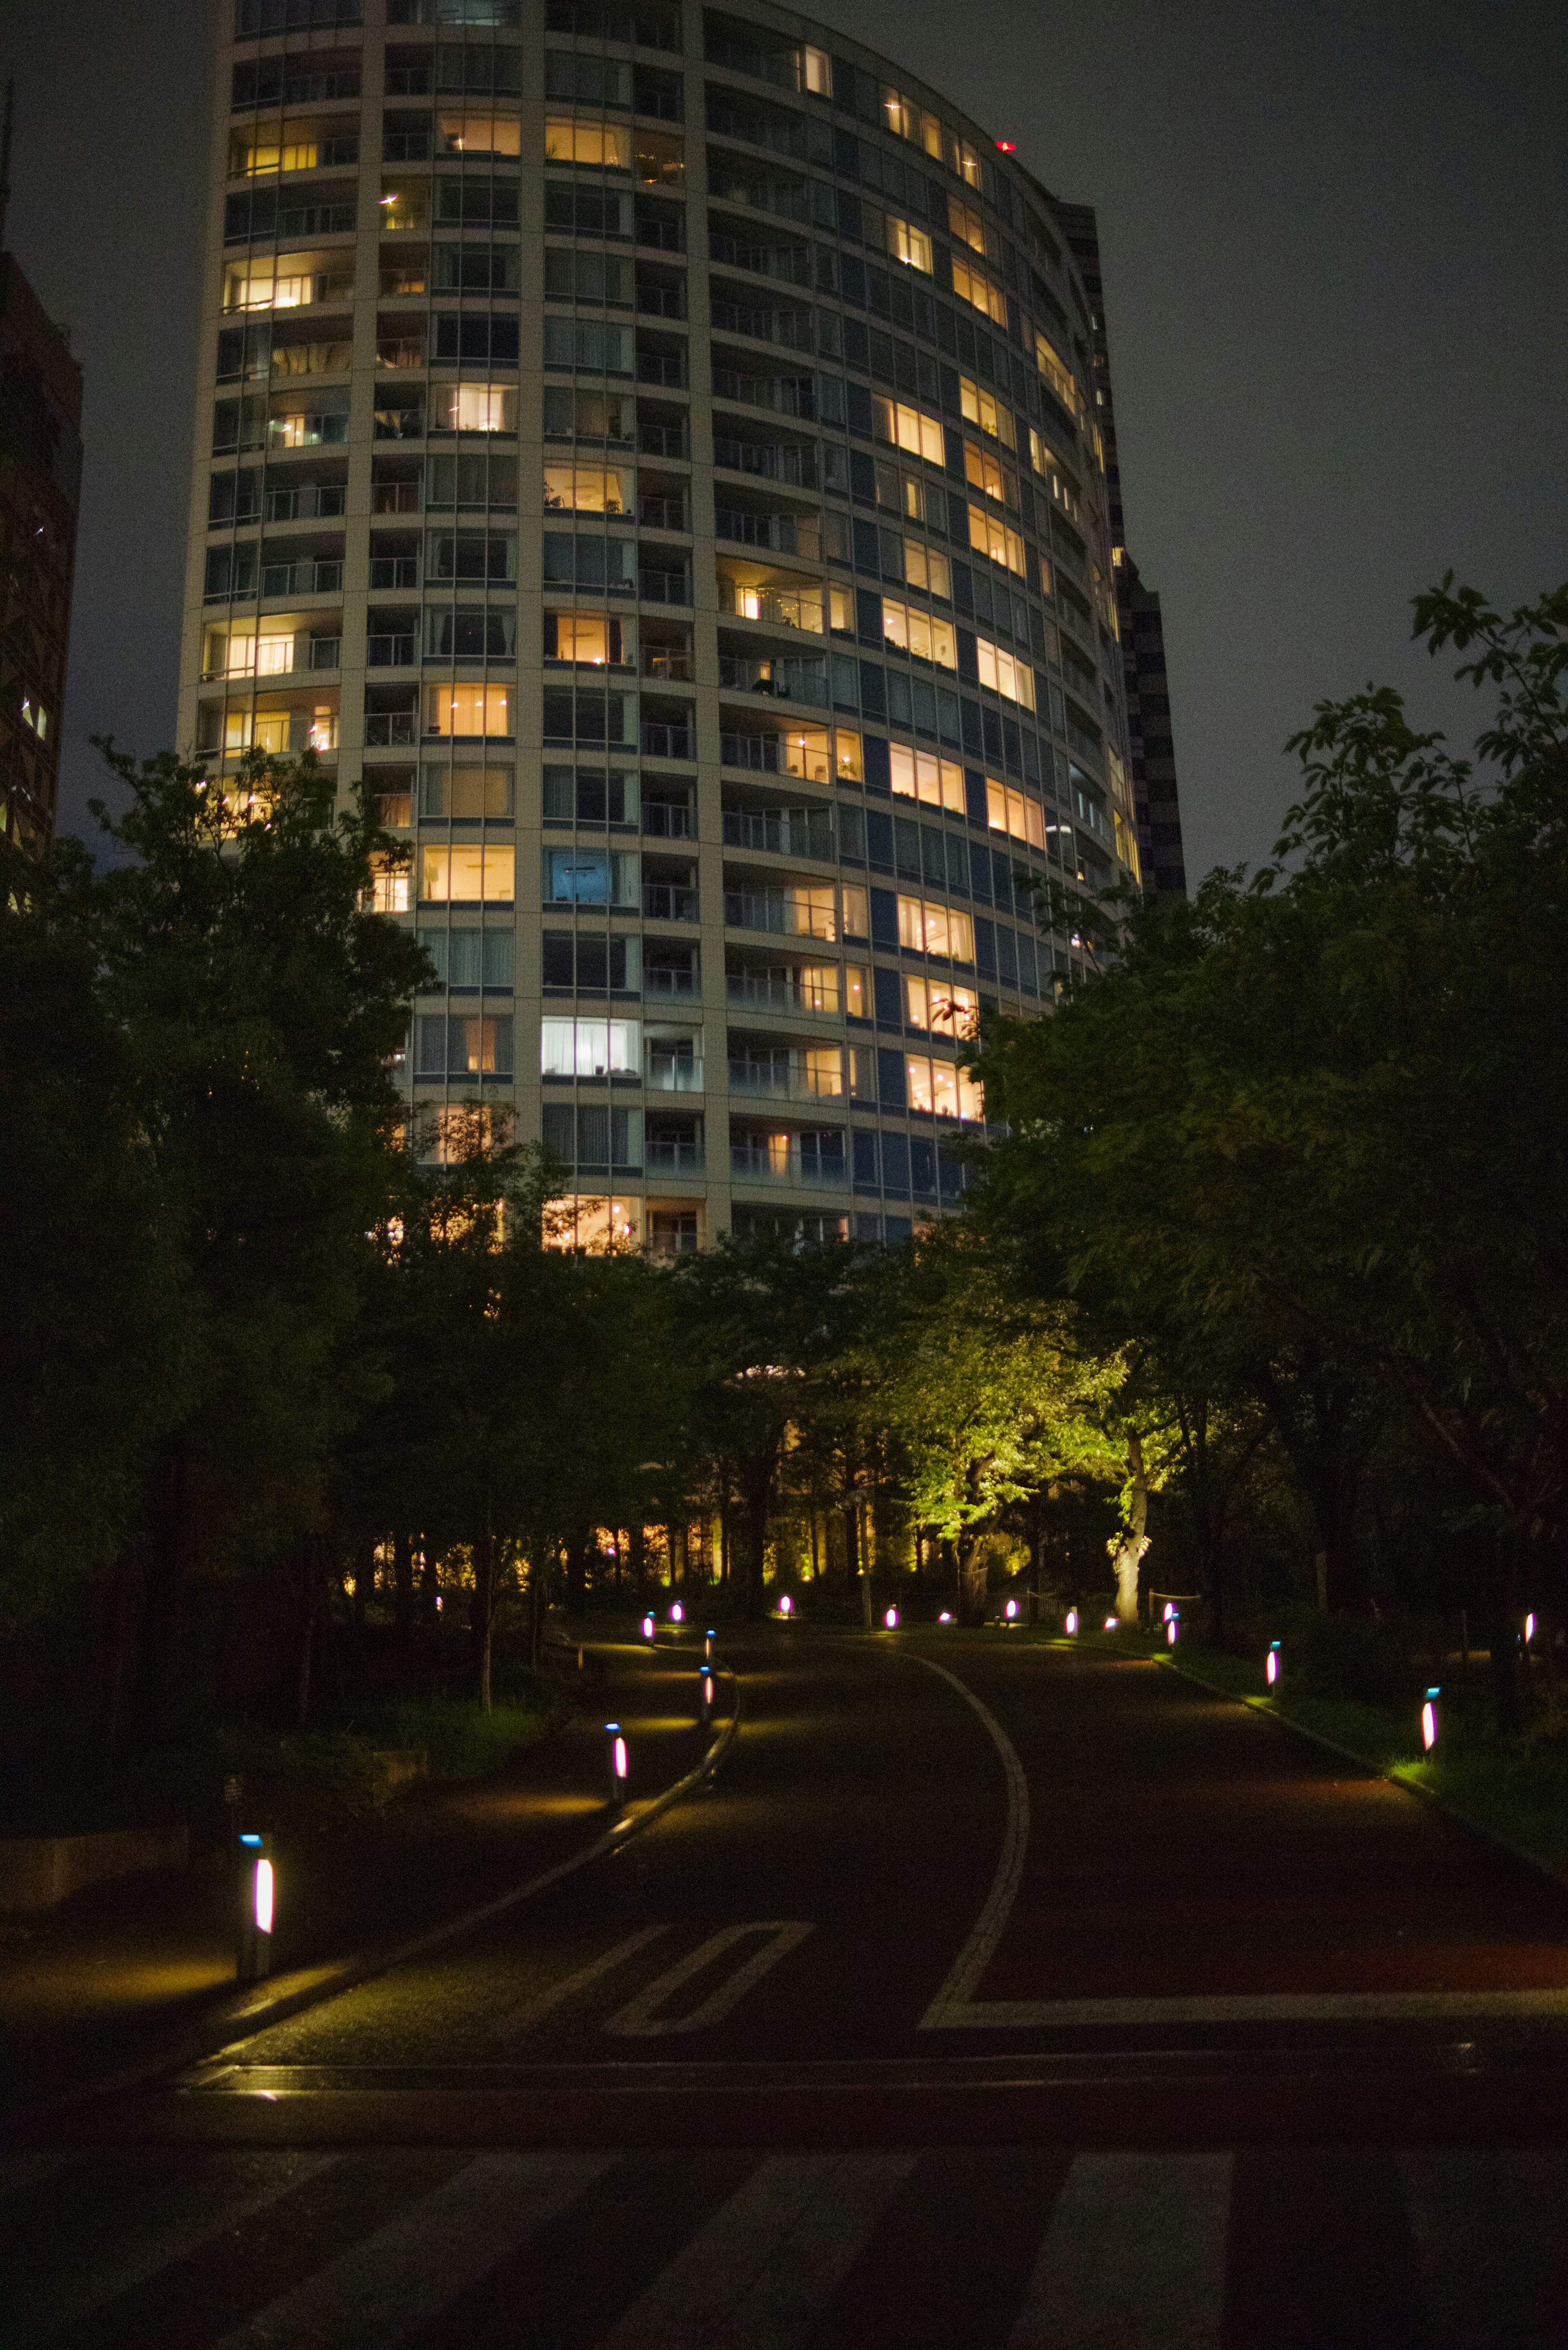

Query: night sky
[5,0,1564,878]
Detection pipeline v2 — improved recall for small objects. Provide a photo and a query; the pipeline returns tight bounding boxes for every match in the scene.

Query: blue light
[239,1833,263,1846]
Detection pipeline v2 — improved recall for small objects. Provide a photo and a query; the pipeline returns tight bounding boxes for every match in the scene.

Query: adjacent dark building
[1054,201,1187,899]
[0,94,84,848]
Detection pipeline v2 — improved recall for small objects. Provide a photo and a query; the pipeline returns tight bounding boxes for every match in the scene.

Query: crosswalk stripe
[1399,2149,1568,2349]
[211,2150,617,2350]
[594,2151,919,2348]
[1004,2150,1232,2349]
[494,1924,671,2039]
[13,2151,339,2346]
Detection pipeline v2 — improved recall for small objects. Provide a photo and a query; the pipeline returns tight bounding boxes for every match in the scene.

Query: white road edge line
[903,1653,1031,2031]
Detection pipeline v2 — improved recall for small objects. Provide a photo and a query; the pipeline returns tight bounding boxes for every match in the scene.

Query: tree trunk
[1109,1430,1151,1624]
[472,1533,496,1710]
[393,1527,414,1663]
[957,1532,989,1625]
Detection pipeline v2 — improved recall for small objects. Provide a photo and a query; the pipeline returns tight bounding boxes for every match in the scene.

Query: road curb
[1158,1655,1568,1898]
[9,1661,742,2131]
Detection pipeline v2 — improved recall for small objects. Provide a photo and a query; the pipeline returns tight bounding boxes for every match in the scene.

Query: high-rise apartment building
[182,0,1141,1248]
[0,93,85,849]
[1055,202,1187,901]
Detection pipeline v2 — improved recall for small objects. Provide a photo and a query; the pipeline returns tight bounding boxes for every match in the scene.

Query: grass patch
[1165,1636,1568,1878]
[355,1686,575,1786]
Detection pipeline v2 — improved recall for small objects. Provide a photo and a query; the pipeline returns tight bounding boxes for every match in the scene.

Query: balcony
[642,800,694,840]
[725,969,842,1018]
[374,404,426,440]
[730,1144,848,1189]
[642,646,694,682]
[264,480,346,522]
[639,420,688,458]
[636,281,686,319]
[710,300,812,350]
[647,1135,704,1169]
[715,508,820,560]
[260,557,343,597]
[637,492,691,531]
[640,721,693,760]
[728,1061,846,1103]
[365,712,418,746]
[637,350,686,388]
[713,435,815,487]
[712,367,815,419]
[376,337,426,370]
[718,582,823,635]
[647,1053,703,1092]
[367,632,416,667]
[373,479,423,514]
[644,961,699,997]
[369,555,419,589]
[724,889,835,941]
[722,809,832,859]
[643,881,700,922]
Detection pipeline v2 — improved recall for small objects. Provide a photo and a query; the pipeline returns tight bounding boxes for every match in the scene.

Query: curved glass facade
[182,0,1138,1250]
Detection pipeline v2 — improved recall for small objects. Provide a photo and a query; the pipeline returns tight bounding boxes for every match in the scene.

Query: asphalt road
[9,1627,1568,2348]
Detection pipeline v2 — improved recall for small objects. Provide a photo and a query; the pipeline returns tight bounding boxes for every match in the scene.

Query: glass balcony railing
[643,882,700,922]
[715,508,821,560]
[639,722,693,760]
[646,1136,704,1169]
[728,1061,845,1102]
[647,1056,703,1092]
[730,1145,848,1188]
[265,482,346,522]
[723,890,836,940]
[713,435,816,487]
[721,809,833,858]
[724,970,841,1017]
[260,558,343,597]
[644,964,699,996]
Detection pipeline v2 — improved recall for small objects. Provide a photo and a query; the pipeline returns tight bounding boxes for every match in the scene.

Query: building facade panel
[181,0,1140,1244]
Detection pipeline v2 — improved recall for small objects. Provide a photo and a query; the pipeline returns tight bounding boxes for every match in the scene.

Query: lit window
[795,963,842,1012]
[801,45,832,94]
[886,216,933,274]
[227,270,312,311]
[542,464,634,514]
[889,744,965,813]
[829,583,854,631]
[437,113,521,156]
[548,613,622,663]
[239,140,318,174]
[986,779,1047,849]
[433,384,516,434]
[420,844,516,903]
[20,696,49,740]
[544,118,632,168]
[960,377,1015,448]
[543,1194,643,1252]
[948,198,989,256]
[902,540,951,598]
[431,1104,512,1164]
[872,396,945,465]
[221,711,291,754]
[951,258,1007,326]
[426,685,513,736]
[365,856,410,914]
[947,132,982,185]
[905,1052,984,1120]
[1033,330,1076,412]
[976,639,1036,710]
[898,896,975,960]
[210,629,295,678]
[963,439,1016,508]
[881,598,956,669]
[967,504,1026,576]
[540,1017,640,1077]
[841,883,869,936]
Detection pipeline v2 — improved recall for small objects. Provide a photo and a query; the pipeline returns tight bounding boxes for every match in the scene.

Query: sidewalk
[0,1633,724,2116]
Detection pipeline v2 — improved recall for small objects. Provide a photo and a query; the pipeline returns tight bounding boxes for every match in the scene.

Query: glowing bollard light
[884,1607,899,1630]
[778,1594,793,1619]
[1266,1640,1281,1689]
[1166,1612,1179,1649]
[1524,1611,1537,1646]
[1004,1599,1019,1623]
[1163,1601,1176,1623]
[1104,1614,1119,1632]
[1421,1687,1441,1752]
[606,1721,630,1804]
[704,1628,716,1663]
[236,1831,274,1983]
[938,1611,954,1625]
[699,1667,716,1727]
[1064,1608,1079,1637]
[669,1602,684,1625]
[641,1613,655,1644]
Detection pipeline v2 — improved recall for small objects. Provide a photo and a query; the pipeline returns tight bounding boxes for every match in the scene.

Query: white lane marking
[1007,2151,1232,2349]
[214,2150,616,2350]
[596,2150,918,2348]
[903,1654,1031,2029]
[495,1924,672,2039]
[0,2149,72,2201]
[604,1923,814,2038]
[14,2152,340,2346]
[1399,2148,1568,2350]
